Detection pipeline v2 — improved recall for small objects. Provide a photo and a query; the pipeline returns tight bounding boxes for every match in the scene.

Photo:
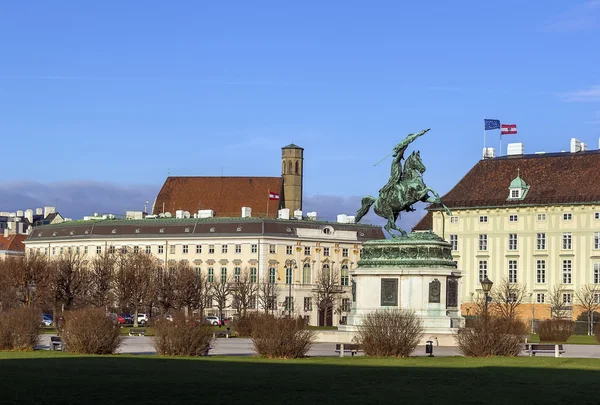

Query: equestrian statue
[355,128,452,238]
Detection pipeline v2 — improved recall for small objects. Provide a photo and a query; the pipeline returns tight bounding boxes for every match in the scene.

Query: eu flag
[484,119,500,130]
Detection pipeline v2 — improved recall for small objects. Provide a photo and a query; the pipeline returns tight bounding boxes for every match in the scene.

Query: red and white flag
[501,124,517,135]
[268,191,280,200]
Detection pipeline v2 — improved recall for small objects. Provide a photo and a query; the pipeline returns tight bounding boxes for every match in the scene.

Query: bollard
[340,343,345,357]
[426,340,434,357]
[555,344,559,358]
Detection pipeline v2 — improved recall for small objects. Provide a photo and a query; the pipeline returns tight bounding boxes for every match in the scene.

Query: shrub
[538,319,575,342]
[594,323,600,343]
[62,308,123,354]
[250,314,315,358]
[574,311,600,335]
[0,308,41,351]
[354,309,423,357]
[153,314,214,356]
[456,316,528,357]
[231,313,260,337]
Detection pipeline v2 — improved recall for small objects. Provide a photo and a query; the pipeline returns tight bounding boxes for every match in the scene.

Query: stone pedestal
[339,232,463,344]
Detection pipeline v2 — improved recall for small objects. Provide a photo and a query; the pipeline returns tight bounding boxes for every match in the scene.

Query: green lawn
[2,352,600,404]
[528,334,599,345]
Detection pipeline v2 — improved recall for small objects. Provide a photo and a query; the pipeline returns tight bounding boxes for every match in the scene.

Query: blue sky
[1,1,599,226]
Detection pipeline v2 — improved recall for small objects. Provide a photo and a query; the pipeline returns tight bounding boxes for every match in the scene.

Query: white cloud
[561,85,600,102]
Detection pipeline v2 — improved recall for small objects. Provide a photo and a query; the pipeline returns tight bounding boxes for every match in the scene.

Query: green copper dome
[509,175,528,189]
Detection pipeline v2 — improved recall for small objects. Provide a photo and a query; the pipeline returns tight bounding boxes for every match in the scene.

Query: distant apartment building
[0,206,64,236]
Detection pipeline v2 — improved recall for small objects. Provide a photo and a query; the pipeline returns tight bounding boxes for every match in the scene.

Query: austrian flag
[501,124,517,135]
[268,191,280,200]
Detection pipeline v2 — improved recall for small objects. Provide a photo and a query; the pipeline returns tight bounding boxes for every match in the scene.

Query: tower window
[288,161,293,173]
[282,160,286,174]
[295,160,299,174]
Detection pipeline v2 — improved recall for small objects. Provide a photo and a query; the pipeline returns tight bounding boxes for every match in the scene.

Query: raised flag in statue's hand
[484,119,501,130]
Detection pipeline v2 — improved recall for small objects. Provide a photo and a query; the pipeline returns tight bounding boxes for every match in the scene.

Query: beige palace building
[413,149,600,320]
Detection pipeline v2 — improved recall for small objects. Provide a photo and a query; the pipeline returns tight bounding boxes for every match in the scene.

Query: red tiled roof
[0,234,27,252]
[434,151,600,209]
[153,176,284,218]
[412,211,433,231]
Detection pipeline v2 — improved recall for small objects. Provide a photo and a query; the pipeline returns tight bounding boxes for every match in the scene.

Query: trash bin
[425,340,434,357]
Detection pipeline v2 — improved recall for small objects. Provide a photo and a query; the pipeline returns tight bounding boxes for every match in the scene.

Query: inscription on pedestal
[428,279,441,303]
[446,277,458,308]
[380,278,398,306]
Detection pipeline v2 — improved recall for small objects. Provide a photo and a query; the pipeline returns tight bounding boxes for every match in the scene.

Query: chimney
[25,209,33,224]
[44,206,56,218]
[17,222,24,234]
[241,207,252,218]
[35,208,43,215]
[16,210,24,217]
[3,228,8,237]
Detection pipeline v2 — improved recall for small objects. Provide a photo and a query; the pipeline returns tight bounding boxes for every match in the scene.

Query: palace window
[594,263,600,284]
[563,293,572,304]
[222,245,228,254]
[478,234,488,251]
[207,268,214,283]
[96,246,101,254]
[595,212,600,220]
[508,260,518,283]
[303,263,311,284]
[478,261,488,282]
[536,293,545,303]
[182,245,188,254]
[194,266,201,275]
[536,233,546,250]
[145,246,151,254]
[536,260,546,284]
[304,297,312,311]
[269,267,276,284]
[196,245,202,254]
[304,246,311,255]
[562,260,572,284]
[234,267,241,282]
[251,244,258,253]
[133,246,139,254]
[450,235,458,251]
[323,247,330,257]
[221,267,227,283]
[235,244,241,254]
[342,298,351,312]
[286,245,293,255]
[250,267,257,283]
[594,233,600,250]
[342,248,349,257]
[285,267,292,284]
[341,265,349,286]
[479,215,488,223]
[508,234,518,250]
[563,213,572,221]
[509,214,518,222]
[208,245,215,254]
[169,245,175,255]
[450,216,459,224]
[562,233,572,250]
[537,213,546,221]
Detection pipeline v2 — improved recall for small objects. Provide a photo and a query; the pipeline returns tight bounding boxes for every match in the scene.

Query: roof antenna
[168,168,171,176]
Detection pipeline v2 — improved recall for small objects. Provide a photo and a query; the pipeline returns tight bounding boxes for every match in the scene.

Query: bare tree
[173,261,210,318]
[155,266,177,314]
[88,250,116,309]
[312,265,344,325]
[2,252,54,308]
[210,274,233,320]
[231,267,259,318]
[548,284,571,319]
[491,279,527,320]
[257,279,279,314]
[114,252,158,326]
[51,250,90,312]
[576,284,600,335]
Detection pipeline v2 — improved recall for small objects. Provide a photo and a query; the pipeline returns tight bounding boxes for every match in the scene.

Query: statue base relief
[337,232,463,346]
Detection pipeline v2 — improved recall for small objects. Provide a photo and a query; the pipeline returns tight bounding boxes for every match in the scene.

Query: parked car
[205,316,221,326]
[136,313,149,325]
[41,315,53,326]
[120,314,134,324]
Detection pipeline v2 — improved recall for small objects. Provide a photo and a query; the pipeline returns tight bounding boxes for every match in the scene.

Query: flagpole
[500,132,502,157]
[266,190,270,218]
[483,117,487,158]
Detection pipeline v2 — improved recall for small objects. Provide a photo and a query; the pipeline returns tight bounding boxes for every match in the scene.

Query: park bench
[129,328,146,336]
[335,343,363,357]
[524,343,565,357]
[50,336,63,351]
[213,329,231,339]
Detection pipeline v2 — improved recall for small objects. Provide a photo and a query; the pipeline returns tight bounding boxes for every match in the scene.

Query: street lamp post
[480,277,493,317]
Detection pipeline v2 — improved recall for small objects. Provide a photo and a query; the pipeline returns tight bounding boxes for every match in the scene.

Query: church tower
[281,143,304,214]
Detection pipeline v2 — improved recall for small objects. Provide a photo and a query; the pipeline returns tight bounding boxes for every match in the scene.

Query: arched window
[295,160,300,174]
[282,160,286,174]
[322,263,331,280]
[303,263,311,284]
[341,264,349,286]
[288,161,293,173]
